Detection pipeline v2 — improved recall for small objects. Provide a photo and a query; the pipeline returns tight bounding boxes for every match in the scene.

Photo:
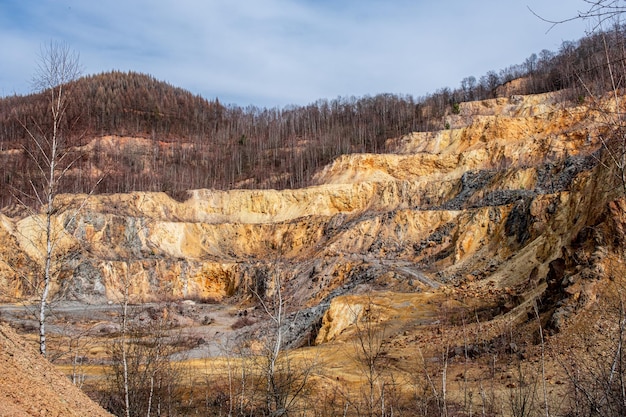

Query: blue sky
[0,1,592,108]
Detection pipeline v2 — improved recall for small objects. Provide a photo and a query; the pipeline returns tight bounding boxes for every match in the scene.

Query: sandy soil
[0,322,113,416]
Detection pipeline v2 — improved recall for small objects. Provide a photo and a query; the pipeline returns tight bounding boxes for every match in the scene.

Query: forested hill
[0,27,623,207]
[0,71,223,145]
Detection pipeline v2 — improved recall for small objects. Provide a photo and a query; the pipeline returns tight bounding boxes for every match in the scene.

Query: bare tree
[531,1,626,32]
[343,298,396,417]
[251,271,316,416]
[17,41,81,356]
[106,304,183,417]
[558,291,626,417]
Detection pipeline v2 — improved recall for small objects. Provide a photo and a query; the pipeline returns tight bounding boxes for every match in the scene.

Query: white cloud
[0,0,592,107]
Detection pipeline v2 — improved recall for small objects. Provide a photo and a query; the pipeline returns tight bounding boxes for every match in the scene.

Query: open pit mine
[2,90,626,416]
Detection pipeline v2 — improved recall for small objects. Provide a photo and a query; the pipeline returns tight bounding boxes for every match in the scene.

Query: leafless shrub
[558,290,626,417]
[231,316,255,330]
[102,312,185,417]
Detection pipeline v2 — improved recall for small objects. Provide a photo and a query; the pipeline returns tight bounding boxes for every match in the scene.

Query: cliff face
[0,91,620,341]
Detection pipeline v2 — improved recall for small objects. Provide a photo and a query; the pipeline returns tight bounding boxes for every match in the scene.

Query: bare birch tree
[18,41,82,356]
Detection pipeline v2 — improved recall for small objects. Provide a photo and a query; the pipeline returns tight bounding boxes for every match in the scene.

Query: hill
[0,71,422,205]
[0,26,623,208]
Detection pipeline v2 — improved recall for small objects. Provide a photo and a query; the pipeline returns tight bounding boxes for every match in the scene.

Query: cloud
[0,0,592,107]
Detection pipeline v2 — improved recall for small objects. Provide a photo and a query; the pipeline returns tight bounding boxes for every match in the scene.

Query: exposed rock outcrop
[0,90,623,346]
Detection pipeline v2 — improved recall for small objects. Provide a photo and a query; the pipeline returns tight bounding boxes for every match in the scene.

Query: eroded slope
[0,90,617,347]
[0,323,112,417]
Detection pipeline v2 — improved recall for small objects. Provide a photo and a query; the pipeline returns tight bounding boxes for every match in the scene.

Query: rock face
[0,91,622,341]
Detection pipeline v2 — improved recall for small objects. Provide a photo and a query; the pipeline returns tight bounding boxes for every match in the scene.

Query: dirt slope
[0,323,112,417]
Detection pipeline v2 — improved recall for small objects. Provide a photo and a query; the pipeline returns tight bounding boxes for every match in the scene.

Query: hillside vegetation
[0,27,623,207]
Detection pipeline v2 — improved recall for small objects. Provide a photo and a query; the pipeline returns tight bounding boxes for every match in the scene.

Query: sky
[0,1,594,108]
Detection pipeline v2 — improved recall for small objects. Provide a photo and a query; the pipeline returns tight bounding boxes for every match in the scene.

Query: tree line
[1,26,626,207]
